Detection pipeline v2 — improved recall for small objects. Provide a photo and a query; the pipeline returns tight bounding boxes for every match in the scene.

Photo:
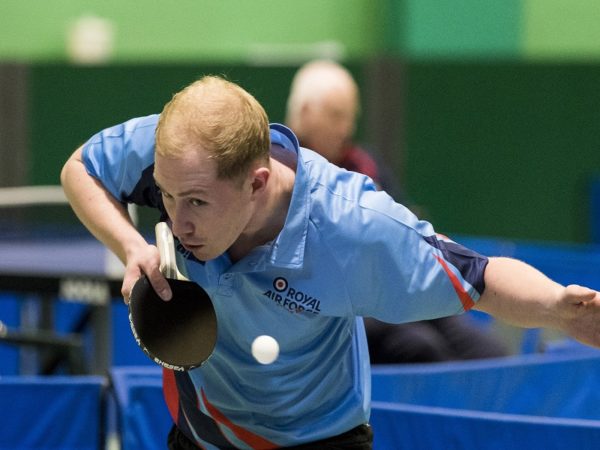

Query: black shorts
[167,423,373,449]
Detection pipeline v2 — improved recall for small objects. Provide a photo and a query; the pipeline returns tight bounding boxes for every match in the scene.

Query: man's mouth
[180,241,203,251]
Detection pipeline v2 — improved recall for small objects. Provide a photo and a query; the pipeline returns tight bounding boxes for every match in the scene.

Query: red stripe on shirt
[434,254,476,310]
[200,388,278,449]
[162,368,179,423]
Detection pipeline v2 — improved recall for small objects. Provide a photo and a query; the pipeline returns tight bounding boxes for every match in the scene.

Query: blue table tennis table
[0,230,124,374]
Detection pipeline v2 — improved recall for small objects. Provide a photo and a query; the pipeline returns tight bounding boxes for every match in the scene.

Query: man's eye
[160,190,173,200]
[190,198,206,207]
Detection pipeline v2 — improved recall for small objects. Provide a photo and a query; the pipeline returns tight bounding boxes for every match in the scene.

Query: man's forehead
[155,149,216,170]
[154,152,219,191]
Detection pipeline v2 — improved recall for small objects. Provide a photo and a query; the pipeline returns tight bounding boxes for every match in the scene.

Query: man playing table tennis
[61,75,600,450]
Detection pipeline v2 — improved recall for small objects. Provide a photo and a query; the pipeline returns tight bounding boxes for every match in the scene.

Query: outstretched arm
[61,146,171,301]
[474,257,600,348]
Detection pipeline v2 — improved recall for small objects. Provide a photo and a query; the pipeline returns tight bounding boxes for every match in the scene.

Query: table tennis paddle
[128,222,217,371]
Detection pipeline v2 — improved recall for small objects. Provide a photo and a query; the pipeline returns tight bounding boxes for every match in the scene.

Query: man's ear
[250,167,270,195]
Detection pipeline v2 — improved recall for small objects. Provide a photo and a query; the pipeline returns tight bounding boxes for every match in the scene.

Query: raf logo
[262,277,322,314]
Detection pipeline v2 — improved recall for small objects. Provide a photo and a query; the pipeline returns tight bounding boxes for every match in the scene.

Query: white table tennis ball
[251,335,279,364]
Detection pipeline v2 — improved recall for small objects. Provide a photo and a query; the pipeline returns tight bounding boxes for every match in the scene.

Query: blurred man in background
[286,59,509,363]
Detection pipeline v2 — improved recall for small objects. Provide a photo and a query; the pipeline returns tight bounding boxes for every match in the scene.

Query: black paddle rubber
[128,276,217,371]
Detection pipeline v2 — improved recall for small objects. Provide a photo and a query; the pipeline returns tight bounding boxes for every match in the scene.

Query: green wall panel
[523,0,600,60]
[404,62,600,243]
[5,0,600,62]
[384,0,521,58]
[0,0,382,62]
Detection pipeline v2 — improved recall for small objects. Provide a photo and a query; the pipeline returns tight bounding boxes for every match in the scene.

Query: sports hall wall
[2,0,600,243]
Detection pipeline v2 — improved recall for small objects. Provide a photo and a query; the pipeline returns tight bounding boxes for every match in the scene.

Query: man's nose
[170,204,194,237]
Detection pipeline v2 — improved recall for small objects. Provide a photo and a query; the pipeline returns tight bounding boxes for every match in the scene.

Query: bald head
[285,60,359,164]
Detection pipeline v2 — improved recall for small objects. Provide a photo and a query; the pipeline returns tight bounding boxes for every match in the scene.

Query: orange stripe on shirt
[201,388,278,450]
[434,254,475,310]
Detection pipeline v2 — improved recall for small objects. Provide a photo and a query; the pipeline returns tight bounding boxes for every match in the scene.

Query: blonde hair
[285,59,359,130]
[156,75,271,181]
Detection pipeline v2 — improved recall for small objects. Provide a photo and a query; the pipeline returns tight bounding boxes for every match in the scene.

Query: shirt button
[219,273,233,286]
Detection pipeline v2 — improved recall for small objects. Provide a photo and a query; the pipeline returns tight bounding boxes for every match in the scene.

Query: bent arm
[61,147,171,300]
[61,146,145,263]
[474,257,600,347]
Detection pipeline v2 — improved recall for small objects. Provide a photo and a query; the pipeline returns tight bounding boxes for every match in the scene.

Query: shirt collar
[267,123,310,269]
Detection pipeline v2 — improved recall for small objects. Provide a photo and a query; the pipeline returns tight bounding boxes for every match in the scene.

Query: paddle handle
[155,222,187,280]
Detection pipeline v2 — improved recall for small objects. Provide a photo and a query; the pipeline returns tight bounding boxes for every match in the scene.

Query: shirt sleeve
[81,114,159,204]
[344,190,489,323]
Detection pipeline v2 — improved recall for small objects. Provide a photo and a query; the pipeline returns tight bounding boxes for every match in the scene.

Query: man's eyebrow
[154,179,206,197]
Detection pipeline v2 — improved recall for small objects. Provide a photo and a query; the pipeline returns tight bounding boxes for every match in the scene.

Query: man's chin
[190,248,220,262]
[191,251,210,262]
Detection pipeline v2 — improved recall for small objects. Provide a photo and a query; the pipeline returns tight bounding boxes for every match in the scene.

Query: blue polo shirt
[83,115,488,448]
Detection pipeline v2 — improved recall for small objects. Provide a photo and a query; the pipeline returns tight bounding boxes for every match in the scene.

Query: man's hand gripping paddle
[128,222,217,371]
